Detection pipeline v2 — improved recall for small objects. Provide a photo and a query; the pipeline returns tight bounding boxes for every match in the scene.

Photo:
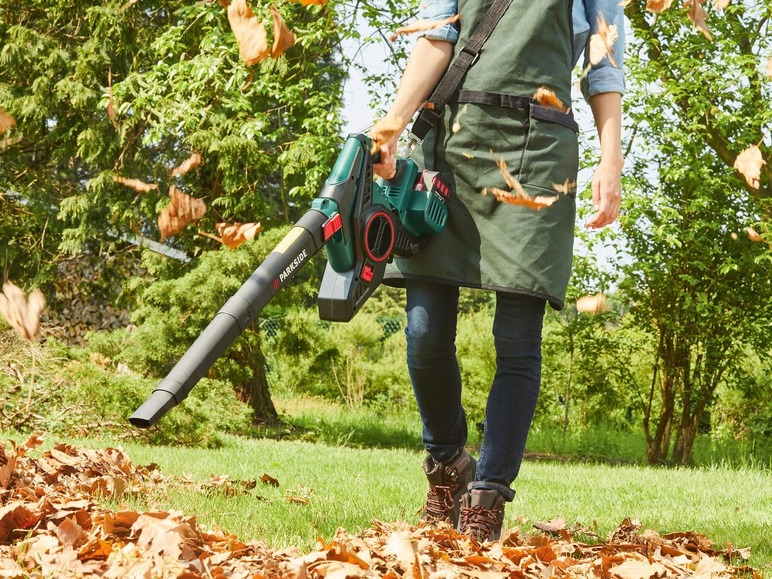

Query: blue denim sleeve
[578,0,626,100]
[418,0,460,44]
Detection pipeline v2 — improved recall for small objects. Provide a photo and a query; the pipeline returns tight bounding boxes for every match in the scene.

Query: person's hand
[370,114,403,180]
[585,156,623,229]
[373,142,398,180]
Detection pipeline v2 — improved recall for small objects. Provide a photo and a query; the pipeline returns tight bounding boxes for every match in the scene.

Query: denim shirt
[418,0,626,100]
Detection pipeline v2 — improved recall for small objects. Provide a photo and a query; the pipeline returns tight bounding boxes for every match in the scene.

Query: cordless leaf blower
[129,133,451,428]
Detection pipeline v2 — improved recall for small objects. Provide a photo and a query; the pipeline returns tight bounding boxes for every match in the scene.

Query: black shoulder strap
[409,0,514,143]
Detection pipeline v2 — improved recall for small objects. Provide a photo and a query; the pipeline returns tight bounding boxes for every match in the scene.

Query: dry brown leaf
[368,114,404,155]
[270,5,296,58]
[452,103,468,133]
[289,0,327,5]
[228,0,270,65]
[766,56,772,79]
[158,186,207,241]
[484,150,559,210]
[113,176,158,194]
[0,436,762,578]
[733,144,765,189]
[746,227,762,242]
[576,293,609,314]
[490,149,522,191]
[483,186,558,210]
[609,553,669,579]
[533,518,567,534]
[0,108,16,135]
[552,179,577,195]
[684,0,713,41]
[389,14,460,42]
[0,282,46,342]
[712,0,730,9]
[260,473,279,487]
[216,221,263,249]
[589,13,619,66]
[533,87,569,113]
[646,0,675,12]
[216,0,230,8]
[169,153,202,177]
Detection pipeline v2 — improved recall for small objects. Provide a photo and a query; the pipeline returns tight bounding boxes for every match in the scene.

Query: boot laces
[460,504,502,540]
[424,484,455,520]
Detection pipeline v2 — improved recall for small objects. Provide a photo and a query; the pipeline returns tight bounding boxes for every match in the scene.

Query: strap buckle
[460,44,480,66]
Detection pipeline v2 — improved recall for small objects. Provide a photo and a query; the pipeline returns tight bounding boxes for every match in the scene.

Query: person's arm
[373,37,453,179]
[585,91,623,229]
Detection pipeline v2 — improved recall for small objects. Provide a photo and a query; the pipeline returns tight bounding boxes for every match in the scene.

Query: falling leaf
[270,5,296,57]
[389,15,460,42]
[290,0,327,5]
[746,227,762,242]
[216,222,264,249]
[113,176,158,194]
[0,282,46,342]
[169,153,202,177]
[712,0,730,8]
[766,56,772,78]
[684,0,713,41]
[552,179,577,195]
[589,13,619,66]
[0,108,16,135]
[158,186,207,241]
[490,149,521,190]
[260,473,280,487]
[646,0,675,12]
[484,150,559,210]
[533,87,570,113]
[576,293,609,314]
[368,114,404,155]
[483,186,558,210]
[452,104,468,133]
[730,231,738,240]
[733,144,765,189]
[228,0,270,65]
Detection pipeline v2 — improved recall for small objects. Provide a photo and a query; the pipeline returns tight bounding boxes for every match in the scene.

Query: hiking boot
[421,449,476,528]
[459,488,506,542]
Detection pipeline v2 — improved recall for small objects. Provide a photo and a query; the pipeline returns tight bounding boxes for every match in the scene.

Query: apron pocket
[520,116,579,194]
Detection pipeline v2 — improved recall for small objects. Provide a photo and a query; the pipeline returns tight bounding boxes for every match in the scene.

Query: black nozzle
[128,386,181,428]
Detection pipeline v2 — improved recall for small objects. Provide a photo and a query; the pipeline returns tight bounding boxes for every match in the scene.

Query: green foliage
[586,0,772,464]
[0,0,348,292]
[0,329,249,447]
[263,306,411,410]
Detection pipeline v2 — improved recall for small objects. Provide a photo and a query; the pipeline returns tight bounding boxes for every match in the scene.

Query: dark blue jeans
[405,279,545,501]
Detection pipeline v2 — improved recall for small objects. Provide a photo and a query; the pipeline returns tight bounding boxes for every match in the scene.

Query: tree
[0,0,347,422]
[612,0,772,464]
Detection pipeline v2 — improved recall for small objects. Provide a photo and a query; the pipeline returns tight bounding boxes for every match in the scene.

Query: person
[372,0,625,541]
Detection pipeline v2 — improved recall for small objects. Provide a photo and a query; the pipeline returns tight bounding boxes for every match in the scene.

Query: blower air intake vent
[364,211,394,262]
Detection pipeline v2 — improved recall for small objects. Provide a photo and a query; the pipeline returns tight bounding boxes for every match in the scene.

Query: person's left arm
[585,91,623,229]
[581,0,625,229]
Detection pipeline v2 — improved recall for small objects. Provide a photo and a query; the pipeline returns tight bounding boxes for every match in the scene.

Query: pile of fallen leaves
[0,436,760,578]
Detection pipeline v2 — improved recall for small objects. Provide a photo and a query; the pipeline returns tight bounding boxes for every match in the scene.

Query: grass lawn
[112,435,772,570]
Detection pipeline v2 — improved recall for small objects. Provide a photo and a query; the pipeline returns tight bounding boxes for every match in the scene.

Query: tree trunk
[230,327,280,425]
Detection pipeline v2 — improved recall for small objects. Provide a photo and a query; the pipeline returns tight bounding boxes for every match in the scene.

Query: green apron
[383,0,578,310]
